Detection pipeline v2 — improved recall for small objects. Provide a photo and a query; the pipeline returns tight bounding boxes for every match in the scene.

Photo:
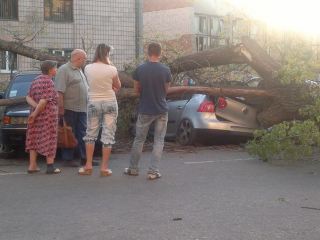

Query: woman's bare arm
[112,74,121,92]
[26,95,37,108]
[28,99,48,124]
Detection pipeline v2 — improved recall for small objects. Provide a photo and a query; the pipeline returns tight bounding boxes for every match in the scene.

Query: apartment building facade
[0,0,143,81]
[143,0,263,54]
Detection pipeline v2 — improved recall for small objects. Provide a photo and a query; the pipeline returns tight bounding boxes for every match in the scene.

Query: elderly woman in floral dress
[25,60,61,174]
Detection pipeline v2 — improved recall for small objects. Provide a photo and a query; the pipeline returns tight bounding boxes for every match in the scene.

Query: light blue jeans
[83,100,118,146]
[129,112,168,173]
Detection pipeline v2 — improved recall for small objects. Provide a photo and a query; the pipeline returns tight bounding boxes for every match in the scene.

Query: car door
[215,97,258,128]
[166,93,192,136]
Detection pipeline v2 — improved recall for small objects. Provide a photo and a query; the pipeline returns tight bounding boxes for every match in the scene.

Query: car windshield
[7,74,39,98]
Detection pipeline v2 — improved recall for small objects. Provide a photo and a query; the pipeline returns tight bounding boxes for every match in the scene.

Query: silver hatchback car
[166,93,259,145]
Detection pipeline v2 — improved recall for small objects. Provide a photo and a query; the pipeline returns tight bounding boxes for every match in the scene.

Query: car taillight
[217,97,227,110]
[3,116,11,125]
[198,100,215,113]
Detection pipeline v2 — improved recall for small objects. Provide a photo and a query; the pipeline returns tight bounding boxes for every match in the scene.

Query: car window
[181,92,193,101]
[7,74,39,98]
[167,93,193,102]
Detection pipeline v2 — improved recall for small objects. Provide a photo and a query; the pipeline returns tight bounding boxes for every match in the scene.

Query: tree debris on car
[0,37,314,128]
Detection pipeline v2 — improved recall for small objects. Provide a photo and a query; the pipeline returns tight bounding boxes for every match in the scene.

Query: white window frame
[195,14,224,52]
[51,49,65,56]
[0,51,17,73]
[48,49,73,59]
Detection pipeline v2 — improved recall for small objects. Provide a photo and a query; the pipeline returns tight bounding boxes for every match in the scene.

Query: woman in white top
[79,44,121,176]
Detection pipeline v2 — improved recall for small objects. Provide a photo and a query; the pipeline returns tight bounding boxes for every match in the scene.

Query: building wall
[163,34,194,54]
[0,0,139,83]
[143,0,234,55]
[143,7,194,41]
[193,0,234,16]
[144,0,193,12]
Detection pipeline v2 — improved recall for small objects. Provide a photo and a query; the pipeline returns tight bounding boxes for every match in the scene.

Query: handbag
[57,119,78,148]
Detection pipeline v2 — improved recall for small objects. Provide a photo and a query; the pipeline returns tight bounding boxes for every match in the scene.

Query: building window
[48,49,72,59]
[44,0,73,22]
[195,14,224,51]
[199,16,208,34]
[0,0,18,20]
[210,17,221,36]
[0,51,17,73]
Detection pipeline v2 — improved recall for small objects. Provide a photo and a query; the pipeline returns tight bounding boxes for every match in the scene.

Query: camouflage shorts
[83,100,118,147]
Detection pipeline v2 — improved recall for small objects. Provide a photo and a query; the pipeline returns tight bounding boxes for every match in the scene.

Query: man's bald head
[70,49,87,68]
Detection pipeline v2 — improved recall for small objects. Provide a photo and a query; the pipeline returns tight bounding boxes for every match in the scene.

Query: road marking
[184,158,256,165]
[0,172,27,176]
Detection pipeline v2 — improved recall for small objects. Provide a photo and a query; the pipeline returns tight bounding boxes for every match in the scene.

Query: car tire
[176,119,196,145]
[0,143,15,158]
[129,125,136,137]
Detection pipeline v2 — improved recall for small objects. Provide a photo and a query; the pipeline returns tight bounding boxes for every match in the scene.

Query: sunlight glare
[228,0,320,36]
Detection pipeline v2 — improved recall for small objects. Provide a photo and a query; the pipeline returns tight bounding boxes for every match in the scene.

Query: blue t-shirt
[133,61,172,115]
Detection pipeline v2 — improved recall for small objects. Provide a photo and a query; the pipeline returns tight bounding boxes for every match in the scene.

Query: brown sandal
[27,168,40,174]
[100,169,112,177]
[78,167,92,175]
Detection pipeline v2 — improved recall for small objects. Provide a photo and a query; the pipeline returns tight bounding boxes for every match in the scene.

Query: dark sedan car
[0,71,40,151]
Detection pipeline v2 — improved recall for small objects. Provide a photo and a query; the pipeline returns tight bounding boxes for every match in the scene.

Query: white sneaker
[147,172,161,180]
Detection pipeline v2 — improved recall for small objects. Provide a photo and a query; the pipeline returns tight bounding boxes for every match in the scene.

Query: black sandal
[46,167,61,174]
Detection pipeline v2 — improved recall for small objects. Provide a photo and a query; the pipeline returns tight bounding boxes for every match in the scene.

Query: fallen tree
[0,38,66,63]
[0,37,314,128]
[0,86,273,107]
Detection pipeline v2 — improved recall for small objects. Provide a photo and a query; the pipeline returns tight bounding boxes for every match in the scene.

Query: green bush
[247,97,320,162]
[247,37,320,162]
[247,120,320,161]
[115,99,138,139]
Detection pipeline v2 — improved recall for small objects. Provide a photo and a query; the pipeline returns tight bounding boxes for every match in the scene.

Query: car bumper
[2,125,27,146]
[189,113,257,134]
[195,128,254,137]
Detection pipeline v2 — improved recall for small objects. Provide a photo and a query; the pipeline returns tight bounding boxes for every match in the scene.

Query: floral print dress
[25,75,58,158]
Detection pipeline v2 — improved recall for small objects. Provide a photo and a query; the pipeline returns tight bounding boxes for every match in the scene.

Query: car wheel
[176,119,196,145]
[0,143,15,158]
[129,125,136,137]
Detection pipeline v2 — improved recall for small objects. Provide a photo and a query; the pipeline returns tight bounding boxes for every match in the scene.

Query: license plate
[11,117,28,125]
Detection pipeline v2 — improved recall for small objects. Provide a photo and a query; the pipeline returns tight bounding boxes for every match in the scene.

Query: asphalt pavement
[1,148,320,240]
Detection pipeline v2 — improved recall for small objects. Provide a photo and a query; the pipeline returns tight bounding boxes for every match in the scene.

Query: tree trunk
[240,37,282,88]
[167,86,273,98]
[0,39,66,63]
[0,38,136,88]
[0,86,272,106]
[0,97,26,106]
[169,46,247,74]
[257,103,300,127]
[0,37,310,128]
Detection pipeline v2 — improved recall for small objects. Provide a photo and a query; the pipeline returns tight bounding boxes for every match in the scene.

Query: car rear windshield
[7,74,39,98]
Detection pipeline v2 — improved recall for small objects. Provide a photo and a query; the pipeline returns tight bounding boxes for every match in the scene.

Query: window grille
[195,14,224,51]
[0,0,18,20]
[44,0,73,22]
[0,1,138,73]
[0,51,17,73]
[48,49,73,59]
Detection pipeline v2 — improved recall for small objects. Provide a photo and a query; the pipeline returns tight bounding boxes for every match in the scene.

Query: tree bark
[240,37,282,88]
[0,97,26,106]
[0,86,272,107]
[0,38,136,88]
[0,37,309,128]
[169,46,247,74]
[0,39,66,63]
[167,86,273,98]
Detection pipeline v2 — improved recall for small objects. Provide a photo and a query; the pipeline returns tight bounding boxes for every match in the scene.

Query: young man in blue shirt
[125,42,172,180]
